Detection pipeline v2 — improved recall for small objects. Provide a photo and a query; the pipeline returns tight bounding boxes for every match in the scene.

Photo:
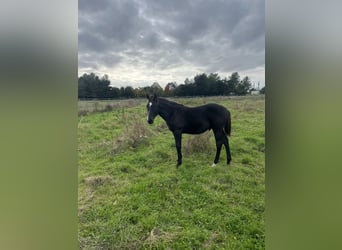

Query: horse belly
[183,120,210,134]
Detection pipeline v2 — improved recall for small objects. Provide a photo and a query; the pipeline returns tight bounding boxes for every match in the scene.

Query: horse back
[178,103,228,134]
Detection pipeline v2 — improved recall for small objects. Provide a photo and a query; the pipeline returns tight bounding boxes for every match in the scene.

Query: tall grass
[183,131,213,155]
[78,98,145,116]
[112,114,152,154]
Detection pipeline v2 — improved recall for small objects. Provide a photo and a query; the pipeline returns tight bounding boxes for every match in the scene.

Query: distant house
[250,88,260,95]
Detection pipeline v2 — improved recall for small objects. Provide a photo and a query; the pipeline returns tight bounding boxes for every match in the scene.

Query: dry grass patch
[112,114,152,154]
[143,227,176,247]
[184,131,213,154]
[78,99,145,116]
[203,232,226,249]
[83,175,112,190]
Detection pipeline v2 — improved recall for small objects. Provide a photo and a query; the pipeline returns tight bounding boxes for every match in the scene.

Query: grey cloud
[79,0,265,85]
[79,1,147,49]
[78,30,109,52]
[78,53,100,70]
[78,53,122,70]
[100,54,123,67]
[231,1,265,49]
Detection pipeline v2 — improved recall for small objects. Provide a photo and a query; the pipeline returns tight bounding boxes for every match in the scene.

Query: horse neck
[157,99,175,121]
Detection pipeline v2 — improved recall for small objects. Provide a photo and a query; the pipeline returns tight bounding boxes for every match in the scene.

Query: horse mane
[157,98,184,107]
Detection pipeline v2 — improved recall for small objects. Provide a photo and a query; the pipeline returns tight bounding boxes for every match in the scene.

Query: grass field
[78,96,265,249]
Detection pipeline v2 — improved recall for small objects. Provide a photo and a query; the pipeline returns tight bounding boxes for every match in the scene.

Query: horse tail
[224,110,231,136]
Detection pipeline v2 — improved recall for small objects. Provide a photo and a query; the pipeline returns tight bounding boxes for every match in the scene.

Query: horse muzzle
[147,119,153,124]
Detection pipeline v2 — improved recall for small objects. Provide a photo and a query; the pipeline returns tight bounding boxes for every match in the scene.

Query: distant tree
[124,86,135,98]
[119,87,125,97]
[260,86,265,94]
[184,78,192,85]
[78,71,255,99]
[194,73,209,95]
[78,73,111,99]
[78,75,88,98]
[109,87,120,98]
[98,74,111,98]
[133,87,142,98]
[164,82,177,96]
[151,82,164,96]
[226,72,240,95]
[141,86,152,96]
[174,82,194,96]
[207,73,226,95]
[236,76,252,95]
[185,77,196,96]
[174,77,195,96]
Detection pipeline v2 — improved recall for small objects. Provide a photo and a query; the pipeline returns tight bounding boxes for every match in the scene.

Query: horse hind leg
[214,143,223,165]
[223,135,232,165]
[173,131,182,168]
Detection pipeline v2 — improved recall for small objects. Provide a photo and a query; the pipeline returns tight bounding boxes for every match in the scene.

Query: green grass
[78,96,265,249]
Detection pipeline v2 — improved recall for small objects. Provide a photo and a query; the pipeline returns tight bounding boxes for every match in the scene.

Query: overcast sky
[79,0,264,88]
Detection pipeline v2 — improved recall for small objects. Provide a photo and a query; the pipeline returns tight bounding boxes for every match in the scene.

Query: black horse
[146,94,232,167]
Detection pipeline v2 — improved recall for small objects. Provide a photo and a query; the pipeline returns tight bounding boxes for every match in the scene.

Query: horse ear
[153,94,158,101]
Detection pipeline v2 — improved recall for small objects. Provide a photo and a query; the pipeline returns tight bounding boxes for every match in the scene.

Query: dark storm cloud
[142,0,244,45]
[78,0,264,86]
[79,0,146,50]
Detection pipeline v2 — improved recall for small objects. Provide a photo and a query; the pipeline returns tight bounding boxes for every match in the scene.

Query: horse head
[146,94,158,124]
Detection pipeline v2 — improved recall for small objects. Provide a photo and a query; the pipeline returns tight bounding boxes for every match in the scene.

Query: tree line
[78,72,264,99]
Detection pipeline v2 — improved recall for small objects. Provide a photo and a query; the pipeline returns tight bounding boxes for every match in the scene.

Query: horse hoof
[211,163,216,167]
[227,159,232,165]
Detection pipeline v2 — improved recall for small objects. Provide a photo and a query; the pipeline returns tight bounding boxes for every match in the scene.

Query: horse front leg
[173,131,182,168]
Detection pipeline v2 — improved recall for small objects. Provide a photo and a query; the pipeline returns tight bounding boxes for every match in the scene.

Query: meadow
[78,96,265,249]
